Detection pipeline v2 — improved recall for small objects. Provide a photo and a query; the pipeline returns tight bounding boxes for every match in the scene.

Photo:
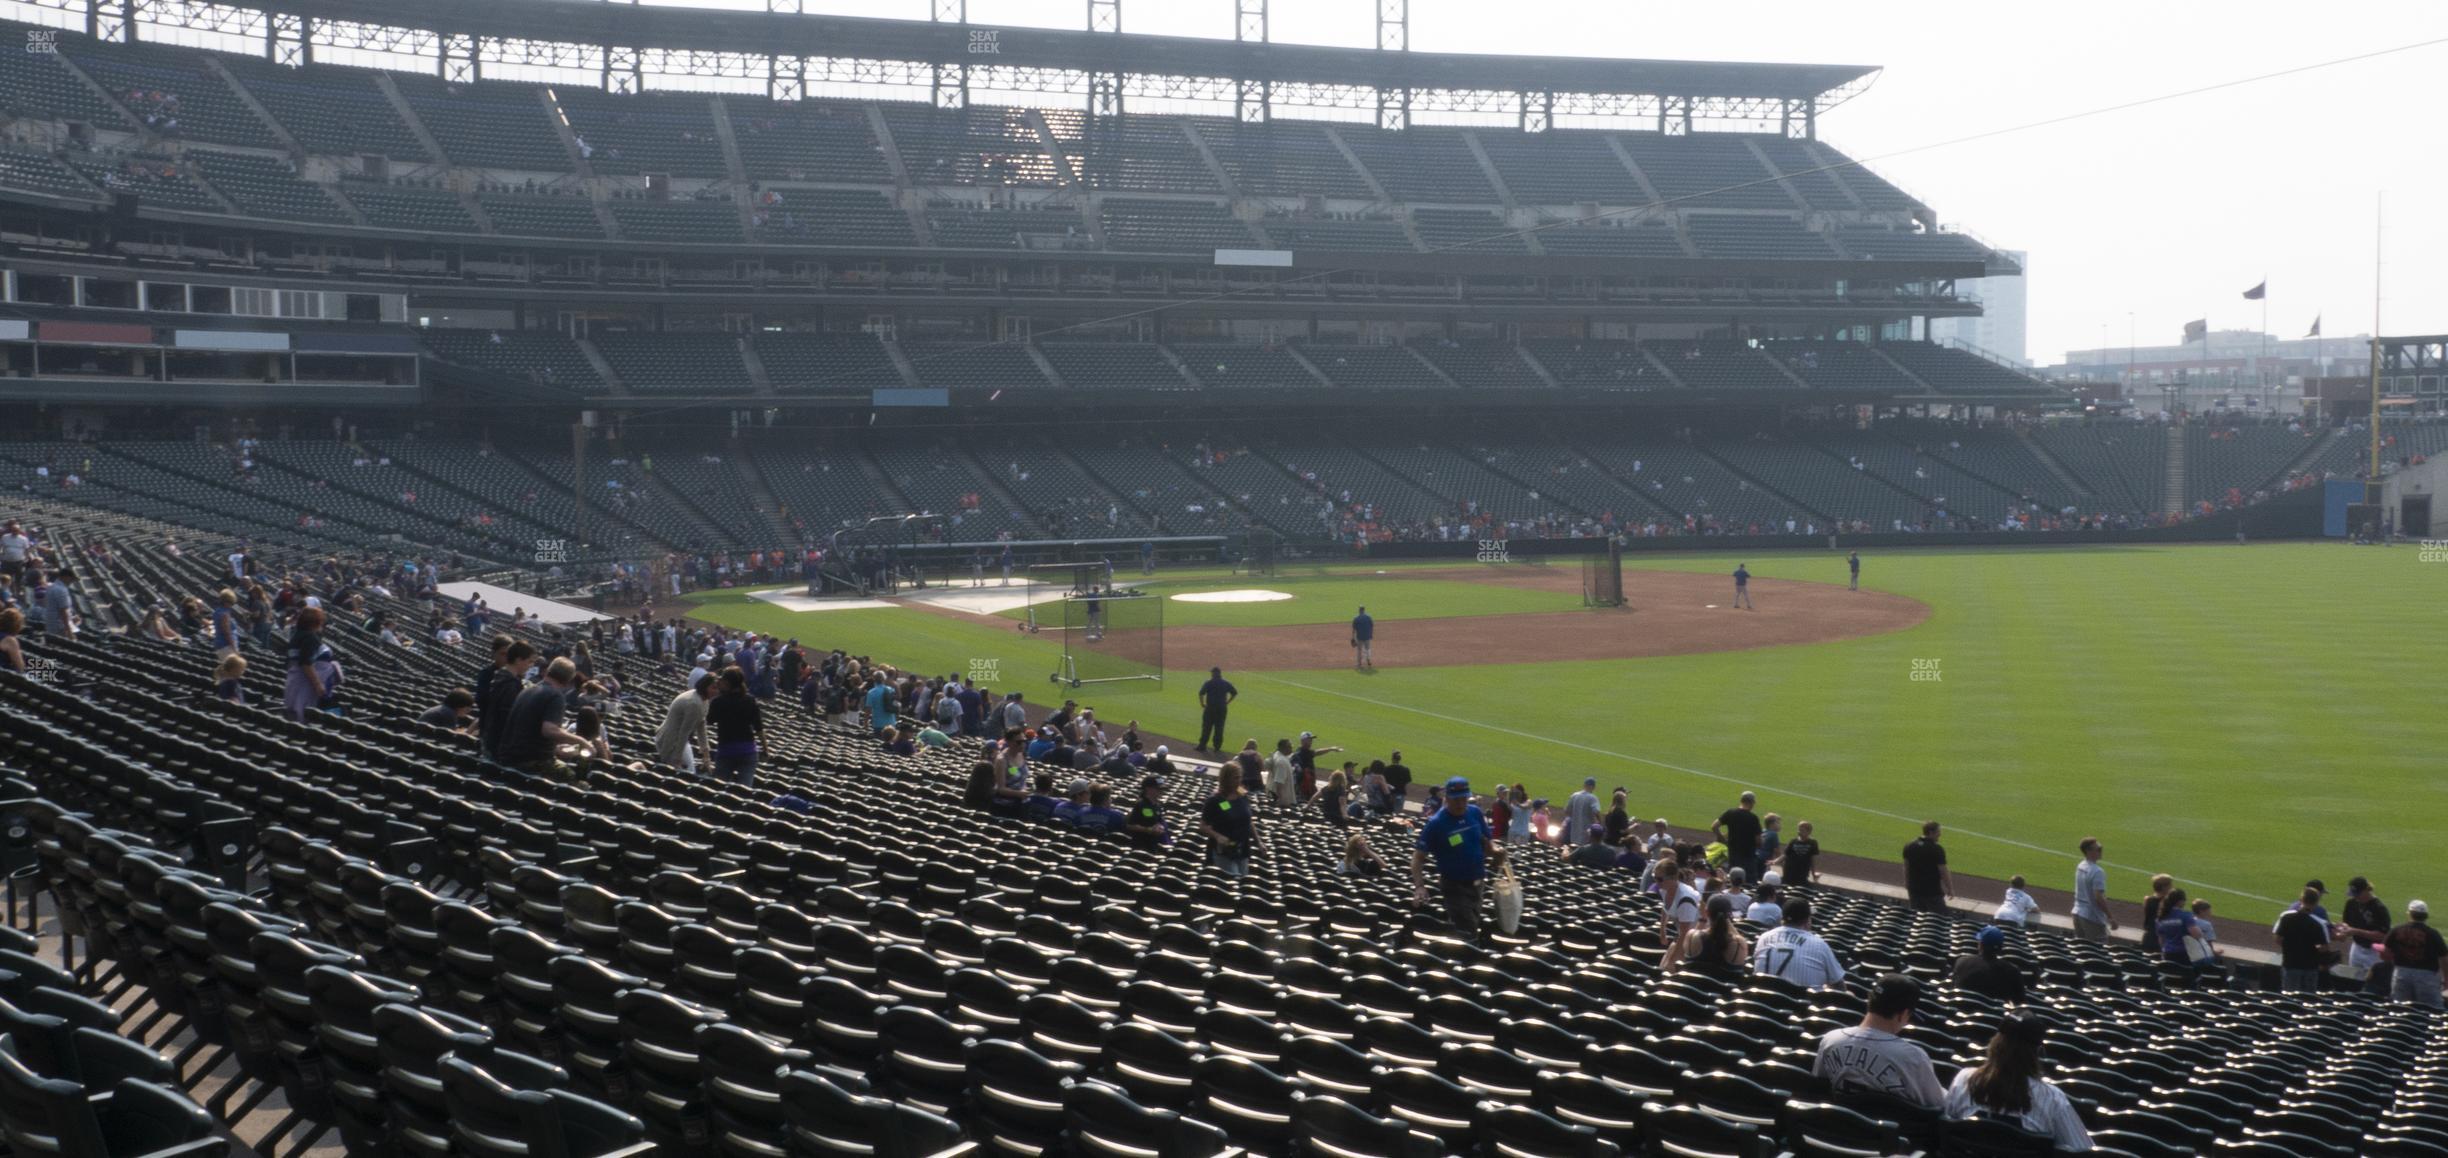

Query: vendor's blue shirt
[1416,805,1491,882]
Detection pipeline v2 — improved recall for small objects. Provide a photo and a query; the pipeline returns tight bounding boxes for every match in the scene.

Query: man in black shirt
[1195,667,1236,753]
[1949,925,2026,1001]
[2385,900,2447,1008]
[471,635,512,727]
[1382,751,1412,798]
[1124,776,1168,850]
[1713,791,1765,881]
[2274,886,2333,992]
[497,657,589,775]
[420,689,476,734]
[1902,820,1951,913]
[478,642,537,762]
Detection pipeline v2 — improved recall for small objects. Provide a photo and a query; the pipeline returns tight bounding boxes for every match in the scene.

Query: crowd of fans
[9,494,2448,1155]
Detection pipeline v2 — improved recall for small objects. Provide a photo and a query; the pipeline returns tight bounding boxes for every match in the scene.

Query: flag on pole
[2304,315,2321,338]
[2242,281,2266,300]
[2182,319,2207,344]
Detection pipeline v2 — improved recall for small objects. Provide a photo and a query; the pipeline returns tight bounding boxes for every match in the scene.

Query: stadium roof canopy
[161,0,1878,130]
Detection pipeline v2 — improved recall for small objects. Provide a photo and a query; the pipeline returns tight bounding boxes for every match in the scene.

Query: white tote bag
[1491,867,1524,935]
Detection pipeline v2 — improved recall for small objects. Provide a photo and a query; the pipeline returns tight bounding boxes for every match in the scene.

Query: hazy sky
[667,0,2448,363]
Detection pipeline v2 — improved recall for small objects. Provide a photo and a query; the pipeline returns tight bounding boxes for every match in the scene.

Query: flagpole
[2369,193,2384,512]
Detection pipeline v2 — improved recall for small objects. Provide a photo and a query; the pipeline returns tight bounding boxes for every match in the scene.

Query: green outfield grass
[688,543,2437,918]
[985,569,1586,628]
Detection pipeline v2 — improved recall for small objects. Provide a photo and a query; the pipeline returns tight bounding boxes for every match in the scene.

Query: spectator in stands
[962,761,998,810]
[498,657,599,775]
[1263,739,1298,807]
[1125,776,1168,849]
[707,667,764,786]
[2342,876,2394,995]
[0,607,20,674]
[1563,777,1601,846]
[211,653,245,703]
[2139,874,2175,933]
[0,521,28,582]
[1338,834,1387,877]
[1602,789,1630,847]
[1564,829,1617,869]
[655,674,712,775]
[1022,772,1064,823]
[1666,894,1751,977]
[134,605,179,644]
[30,568,76,640]
[2071,838,2115,941]
[1412,776,1490,937]
[281,605,329,721]
[880,725,917,758]
[2155,887,2209,965]
[2273,886,2333,992]
[420,689,476,734]
[1995,875,2039,928]
[1073,785,1127,834]
[1318,766,1353,828]
[1201,765,1260,878]
[478,642,536,762]
[210,589,241,657]
[1746,881,1783,925]
[1902,820,1952,912]
[1758,812,1783,871]
[1950,925,2027,1001]
[1713,791,1765,880]
[1814,975,1945,1110]
[2386,901,2446,1008]
[1656,858,1702,940]
[2190,899,2226,966]
[1052,779,1093,827]
[1293,733,1339,801]
[1781,820,1821,885]
[1753,897,1844,989]
[1942,1017,2092,1150]
[1382,750,1412,798]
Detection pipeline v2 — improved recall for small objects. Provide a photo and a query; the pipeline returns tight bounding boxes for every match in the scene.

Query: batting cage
[1237,527,1278,578]
[1053,589,1163,689]
[1582,539,1625,607]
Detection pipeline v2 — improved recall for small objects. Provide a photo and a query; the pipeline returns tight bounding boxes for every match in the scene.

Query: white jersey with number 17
[1753,925,1846,989]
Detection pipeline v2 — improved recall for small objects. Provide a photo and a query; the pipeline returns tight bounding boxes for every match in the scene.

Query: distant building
[1928,249,2026,367]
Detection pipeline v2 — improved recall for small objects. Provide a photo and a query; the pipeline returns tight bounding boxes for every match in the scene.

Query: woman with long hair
[0,607,23,674]
[213,653,247,704]
[1319,767,1352,828]
[282,606,328,721]
[1665,893,1751,976]
[1943,1017,2092,1149]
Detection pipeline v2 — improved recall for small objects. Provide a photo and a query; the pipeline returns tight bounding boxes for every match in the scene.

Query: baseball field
[684,542,2435,917]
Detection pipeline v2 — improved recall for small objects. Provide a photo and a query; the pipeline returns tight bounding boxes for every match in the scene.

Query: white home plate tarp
[435,581,609,625]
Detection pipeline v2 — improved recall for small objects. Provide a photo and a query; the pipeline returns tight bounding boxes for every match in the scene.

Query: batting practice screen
[1054,591,1164,689]
[1583,542,1625,607]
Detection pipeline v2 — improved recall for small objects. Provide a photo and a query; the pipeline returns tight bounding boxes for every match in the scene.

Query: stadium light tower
[1235,0,1268,122]
[1376,0,1409,131]
[930,0,968,109]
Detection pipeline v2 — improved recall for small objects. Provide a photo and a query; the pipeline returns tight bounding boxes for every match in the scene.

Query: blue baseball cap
[1976,925,2007,948]
[1444,776,1471,793]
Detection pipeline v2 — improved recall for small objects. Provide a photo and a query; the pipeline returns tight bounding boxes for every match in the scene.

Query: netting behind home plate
[1055,589,1163,689]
